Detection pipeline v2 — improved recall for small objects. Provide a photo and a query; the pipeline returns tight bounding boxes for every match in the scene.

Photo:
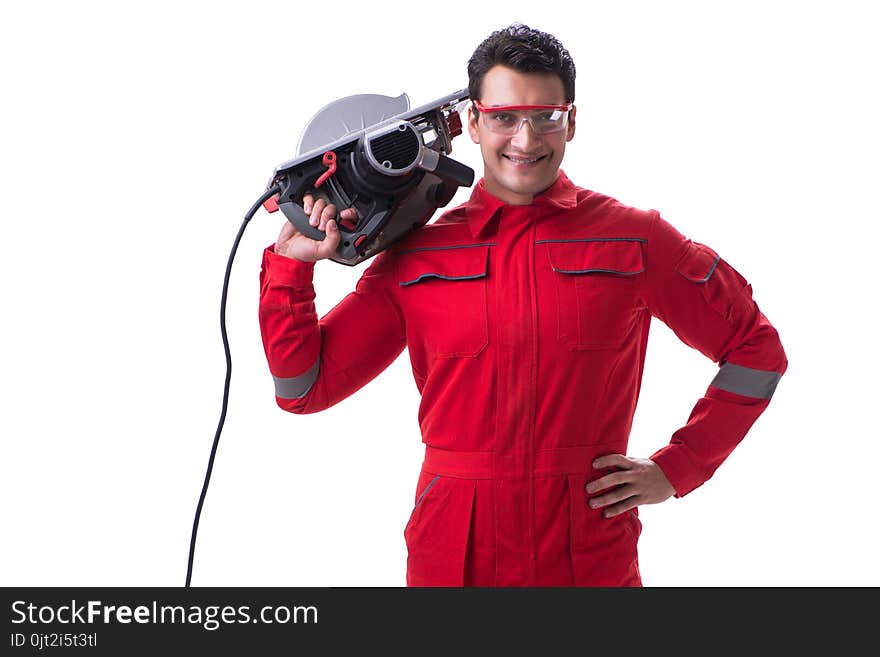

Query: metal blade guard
[266,88,474,266]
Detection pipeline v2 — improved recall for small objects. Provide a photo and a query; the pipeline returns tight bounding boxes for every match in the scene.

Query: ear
[566,105,577,142]
[467,106,480,144]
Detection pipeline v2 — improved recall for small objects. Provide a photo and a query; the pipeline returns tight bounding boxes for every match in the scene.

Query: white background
[2,0,877,587]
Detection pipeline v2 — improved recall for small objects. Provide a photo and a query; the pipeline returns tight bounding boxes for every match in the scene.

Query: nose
[510,118,541,150]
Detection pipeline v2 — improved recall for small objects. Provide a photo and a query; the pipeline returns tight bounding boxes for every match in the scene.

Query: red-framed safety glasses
[473,101,573,135]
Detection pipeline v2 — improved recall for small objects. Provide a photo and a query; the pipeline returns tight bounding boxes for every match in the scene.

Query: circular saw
[264,88,474,266]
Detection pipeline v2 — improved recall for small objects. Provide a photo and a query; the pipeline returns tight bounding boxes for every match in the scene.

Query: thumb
[314,220,341,260]
[277,218,298,244]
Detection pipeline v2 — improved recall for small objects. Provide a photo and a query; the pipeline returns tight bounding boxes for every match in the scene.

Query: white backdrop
[2,0,877,587]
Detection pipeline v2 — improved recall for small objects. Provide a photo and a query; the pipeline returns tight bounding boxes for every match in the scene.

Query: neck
[484,181,533,205]
[482,172,559,206]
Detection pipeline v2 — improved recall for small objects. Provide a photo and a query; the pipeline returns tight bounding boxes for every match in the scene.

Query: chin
[503,171,554,193]
[507,181,546,196]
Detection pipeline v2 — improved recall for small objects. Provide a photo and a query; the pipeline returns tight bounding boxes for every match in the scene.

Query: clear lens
[483,109,568,135]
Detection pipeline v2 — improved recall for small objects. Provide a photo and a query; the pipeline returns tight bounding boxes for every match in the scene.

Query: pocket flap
[398,245,490,286]
[546,239,644,275]
[675,240,720,283]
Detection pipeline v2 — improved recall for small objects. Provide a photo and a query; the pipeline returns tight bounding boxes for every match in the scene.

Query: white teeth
[507,155,542,164]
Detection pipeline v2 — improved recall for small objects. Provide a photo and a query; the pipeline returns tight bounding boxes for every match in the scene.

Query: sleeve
[644,212,788,497]
[258,245,406,414]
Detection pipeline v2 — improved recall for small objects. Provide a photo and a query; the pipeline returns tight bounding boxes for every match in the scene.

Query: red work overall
[259,170,787,586]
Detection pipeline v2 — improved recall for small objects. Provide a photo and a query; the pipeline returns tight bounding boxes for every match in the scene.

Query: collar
[465,169,579,238]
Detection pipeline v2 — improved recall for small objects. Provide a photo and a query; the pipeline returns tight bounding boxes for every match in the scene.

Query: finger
[309,198,327,227]
[593,453,632,471]
[589,486,635,511]
[339,207,359,222]
[601,499,640,518]
[585,471,628,494]
[303,194,314,214]
[588,486,631,509]
[315,219,340,258]
[318,203,338,231]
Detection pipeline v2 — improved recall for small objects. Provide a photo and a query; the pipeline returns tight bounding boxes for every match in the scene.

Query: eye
[489,112,516,124]
[537,110,563,122]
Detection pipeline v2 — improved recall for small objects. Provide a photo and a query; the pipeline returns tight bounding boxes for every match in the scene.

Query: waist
[422,445,613,479]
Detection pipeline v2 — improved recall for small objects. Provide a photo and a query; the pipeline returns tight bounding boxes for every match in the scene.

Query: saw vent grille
[369,128,420,170]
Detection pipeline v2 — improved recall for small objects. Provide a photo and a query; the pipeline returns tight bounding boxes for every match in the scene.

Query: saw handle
[272,149,354,242]
[434,152,475,188]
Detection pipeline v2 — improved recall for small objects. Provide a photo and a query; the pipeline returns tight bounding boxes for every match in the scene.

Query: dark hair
[467,23,576,106]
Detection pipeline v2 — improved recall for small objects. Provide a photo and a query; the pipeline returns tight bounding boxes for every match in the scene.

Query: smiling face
[468,65,576,205]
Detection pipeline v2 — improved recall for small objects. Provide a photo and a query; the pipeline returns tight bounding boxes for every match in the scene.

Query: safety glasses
[473,101,573,135]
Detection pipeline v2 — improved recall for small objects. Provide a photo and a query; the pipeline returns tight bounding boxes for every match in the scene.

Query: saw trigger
[314,151,338,188]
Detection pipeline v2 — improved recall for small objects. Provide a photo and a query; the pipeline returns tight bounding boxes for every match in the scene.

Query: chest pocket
[545,239,645,351]
[398,244,491,358]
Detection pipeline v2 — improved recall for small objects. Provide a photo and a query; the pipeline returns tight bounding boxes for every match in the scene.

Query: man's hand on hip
[585,454,676,518]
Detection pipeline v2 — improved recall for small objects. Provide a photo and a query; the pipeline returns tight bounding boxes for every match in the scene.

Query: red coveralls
[258,170,787,586]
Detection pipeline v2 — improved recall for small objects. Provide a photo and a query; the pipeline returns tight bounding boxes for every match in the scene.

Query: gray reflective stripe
[273,359,320,399]
[710,362,782,399]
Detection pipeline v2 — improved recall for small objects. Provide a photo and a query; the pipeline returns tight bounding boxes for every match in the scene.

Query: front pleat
[566,472,580,584]
[463,478,496,586]
[455,479,477,586]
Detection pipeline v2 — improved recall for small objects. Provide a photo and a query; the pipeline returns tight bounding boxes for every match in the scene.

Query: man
[258,24,787,586]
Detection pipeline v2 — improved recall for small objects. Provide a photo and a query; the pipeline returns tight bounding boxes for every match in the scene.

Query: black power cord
[186,185,282,587]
